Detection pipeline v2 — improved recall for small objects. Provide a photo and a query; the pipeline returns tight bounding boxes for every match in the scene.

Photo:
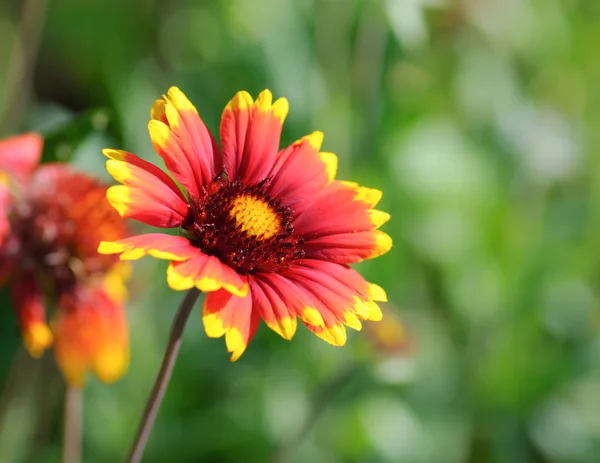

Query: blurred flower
[99,87,392,360]
[0,133,130,388]
[364,304,416,386]
[364,303,411,356]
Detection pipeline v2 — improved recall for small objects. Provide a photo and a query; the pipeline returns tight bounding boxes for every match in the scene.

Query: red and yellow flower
[0,133,130,387]
[99,88,392,360]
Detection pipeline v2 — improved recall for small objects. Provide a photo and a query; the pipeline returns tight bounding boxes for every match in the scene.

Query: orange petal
[53,288,129,388]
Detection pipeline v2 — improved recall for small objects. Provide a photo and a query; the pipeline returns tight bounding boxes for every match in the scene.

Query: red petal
[149,88,222,198]
[266,132,331,208]
[278,259,387,344]
[10,276,53,358]
[104,149,188,228]
[295,181,392,264]
[53,287,129,387]
[167,252,248,297]
[220,90,288,184]
[0,133,42,183]
[203,288,259,361]
[0,185,12,249]
[251,276,297,340]
[98,234,199,261]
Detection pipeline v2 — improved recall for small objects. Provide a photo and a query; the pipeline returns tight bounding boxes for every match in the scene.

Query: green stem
[125,288,200,463]
[62,387,82,463]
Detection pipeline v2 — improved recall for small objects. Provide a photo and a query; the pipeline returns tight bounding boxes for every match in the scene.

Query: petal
[203,289,259,361]
[10,277,53,358]
[301,230,392,264]
[0,184,12,248]
[296,181,392,264]
[266,131,334,208]
[251,276,297,340]
[364,306,408,354]
[149,87,222,198]
[104,150,188,228]
[338,181,383,208]
[256,273,326,328]
[0,133,42,183]
[102,262,131,303]
[278,259,387,345]
[167,252,248,297]
[27,164,128,269]
[98,234,198,261]
[53,288,129,387]
[103,149,185,198]
[305,322,348,346]
[220,89,289,184]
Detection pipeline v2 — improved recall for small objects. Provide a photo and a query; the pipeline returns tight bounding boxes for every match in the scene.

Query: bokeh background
[1,0,599,461]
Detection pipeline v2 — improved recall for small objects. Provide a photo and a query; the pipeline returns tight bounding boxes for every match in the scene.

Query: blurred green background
[1,0,600,462]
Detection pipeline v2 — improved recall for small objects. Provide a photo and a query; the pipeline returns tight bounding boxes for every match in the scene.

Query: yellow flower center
[229,194,281,240]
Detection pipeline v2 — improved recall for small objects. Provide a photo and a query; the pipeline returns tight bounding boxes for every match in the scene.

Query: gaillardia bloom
[0,133,130,387]
[99,88,392,360]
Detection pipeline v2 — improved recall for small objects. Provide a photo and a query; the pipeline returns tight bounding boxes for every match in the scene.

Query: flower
[363,303,411,356]
[0,133,130,387]
[99,88,392,360]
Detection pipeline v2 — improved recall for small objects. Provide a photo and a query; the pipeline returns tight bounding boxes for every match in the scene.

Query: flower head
[0,133,130,387]
[100,88,392,360]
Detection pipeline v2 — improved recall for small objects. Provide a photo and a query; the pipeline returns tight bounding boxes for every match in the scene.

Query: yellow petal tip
[370,210,391,228]
[24,322,53,358]
[203,312,226,338]
[102,149,126,161]
[368,283,388,302]
[301,307,324,328]
[267,317,297,340]
[227,91,254,112]
[304,131,324,150]
[319,152,338,182]
[317,324,347,346]
[373,231,392,257]
[94,347,129,384]
[166,87,198,114]
[225,328,247,361]
[271,97,289,123]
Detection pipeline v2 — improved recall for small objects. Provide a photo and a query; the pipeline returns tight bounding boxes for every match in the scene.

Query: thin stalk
[126,288,200,463]
[62,387,82,463]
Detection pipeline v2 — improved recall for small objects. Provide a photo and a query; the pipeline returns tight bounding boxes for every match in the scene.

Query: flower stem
[126,288,201,463]
[63,387,82,463]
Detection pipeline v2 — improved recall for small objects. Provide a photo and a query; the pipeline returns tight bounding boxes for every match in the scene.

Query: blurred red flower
[0,133,130,388]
